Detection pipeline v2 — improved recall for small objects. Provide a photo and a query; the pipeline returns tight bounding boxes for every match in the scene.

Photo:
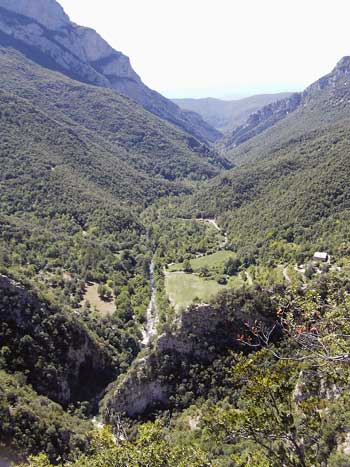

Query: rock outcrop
[104,293,279,419]
[104,304,220,419]
[223,93,302,149]
[0,0,221,143]
[0,274,115,405]
[305,56,350,96]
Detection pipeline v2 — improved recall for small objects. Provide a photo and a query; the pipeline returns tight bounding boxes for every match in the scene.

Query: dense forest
[2,3,350,466]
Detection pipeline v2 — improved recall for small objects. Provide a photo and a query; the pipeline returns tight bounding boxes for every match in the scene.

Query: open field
[81,283,115,315]
[165,271,244,311]
[168,250,236,273]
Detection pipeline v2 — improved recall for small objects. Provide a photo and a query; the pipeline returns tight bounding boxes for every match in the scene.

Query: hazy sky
[58,0,350,99]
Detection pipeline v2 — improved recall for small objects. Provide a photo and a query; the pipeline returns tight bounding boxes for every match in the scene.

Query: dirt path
[246,271,253,286]
[283,266,292,284]
[199,218,228,248]
[206,219,221,231]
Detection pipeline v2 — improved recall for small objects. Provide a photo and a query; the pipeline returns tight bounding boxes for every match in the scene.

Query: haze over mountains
[2,0,350,466]
[173,93,293,132]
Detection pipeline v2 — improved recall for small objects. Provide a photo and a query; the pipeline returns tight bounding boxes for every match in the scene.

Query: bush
[217,275,227,285]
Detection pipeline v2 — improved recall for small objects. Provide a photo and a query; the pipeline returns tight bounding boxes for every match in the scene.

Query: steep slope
[222,92,302,150]
[0,0,221,143]
[222,57,350,153]
[0,275,114,405]
[224,56,350,164]
[0,370,92,463]
[104,288,278,418]
[181,57,350,264]
[0,44,231,440]
[0,47,230,182]
[173,92,293,132]
[0,47,202,372]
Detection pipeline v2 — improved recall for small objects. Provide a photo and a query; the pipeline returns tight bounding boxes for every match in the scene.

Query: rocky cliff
[223,56,350,151]
[0,0,221,143]
[104,290,279,419]
[223,93,302,149]
[0,274,115,405]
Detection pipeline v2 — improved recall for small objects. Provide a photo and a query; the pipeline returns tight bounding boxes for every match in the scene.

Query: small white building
[313,252,329,262]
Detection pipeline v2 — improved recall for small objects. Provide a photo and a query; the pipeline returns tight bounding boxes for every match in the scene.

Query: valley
[1,1,350,466]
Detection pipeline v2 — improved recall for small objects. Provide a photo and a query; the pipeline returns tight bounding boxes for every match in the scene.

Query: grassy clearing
[168,250,236,273]
[81,283,115,315]
[165,271,244,312]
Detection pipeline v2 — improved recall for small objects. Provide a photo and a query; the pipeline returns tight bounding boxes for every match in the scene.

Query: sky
[58,0,350,99]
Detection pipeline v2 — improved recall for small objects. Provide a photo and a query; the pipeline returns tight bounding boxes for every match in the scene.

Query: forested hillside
[0,47,230,183]
[0,45,230,463]
[180,56,350,266]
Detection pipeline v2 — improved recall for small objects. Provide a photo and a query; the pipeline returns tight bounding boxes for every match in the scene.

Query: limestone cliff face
[305,56,350,96]
[0,0,69,29]
[104,298,278,419]
[104,305,220,419]
[0,0,220,143]
[0,274,114,405]
[224,93,302,149]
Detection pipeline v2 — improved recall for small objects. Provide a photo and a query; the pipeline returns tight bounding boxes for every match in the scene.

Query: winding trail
[199,218,228,248]
[142,260,158,346]
[246,271,253,286]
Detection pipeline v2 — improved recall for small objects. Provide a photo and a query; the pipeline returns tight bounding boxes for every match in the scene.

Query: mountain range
[173,92,293,132]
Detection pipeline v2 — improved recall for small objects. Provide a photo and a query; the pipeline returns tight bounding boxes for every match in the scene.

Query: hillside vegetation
[0,47,230,183]
[179,58,350,266]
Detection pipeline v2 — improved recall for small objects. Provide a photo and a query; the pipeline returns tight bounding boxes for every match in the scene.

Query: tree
[183,259,193,273]
[52,423,211,467]
[17,454,56,467]
[204,352,334,467]
[224,257,241,276]
[97,284,113,301]
[217,275,227,285]
[199,266,210,277]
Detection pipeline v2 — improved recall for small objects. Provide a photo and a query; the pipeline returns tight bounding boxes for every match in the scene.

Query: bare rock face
[104,357,171,419]
[0,0,69,30]
[0,0,138,88]
[224,93,302,149]
[104,297,279,419]
[104,305,219,420]
[0,0,220,143]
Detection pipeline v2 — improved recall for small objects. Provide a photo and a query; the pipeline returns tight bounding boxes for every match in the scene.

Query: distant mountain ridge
[222,93,302,149]
[173,93,293,132]
[222,56,350,151]
[0,0,221,143]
